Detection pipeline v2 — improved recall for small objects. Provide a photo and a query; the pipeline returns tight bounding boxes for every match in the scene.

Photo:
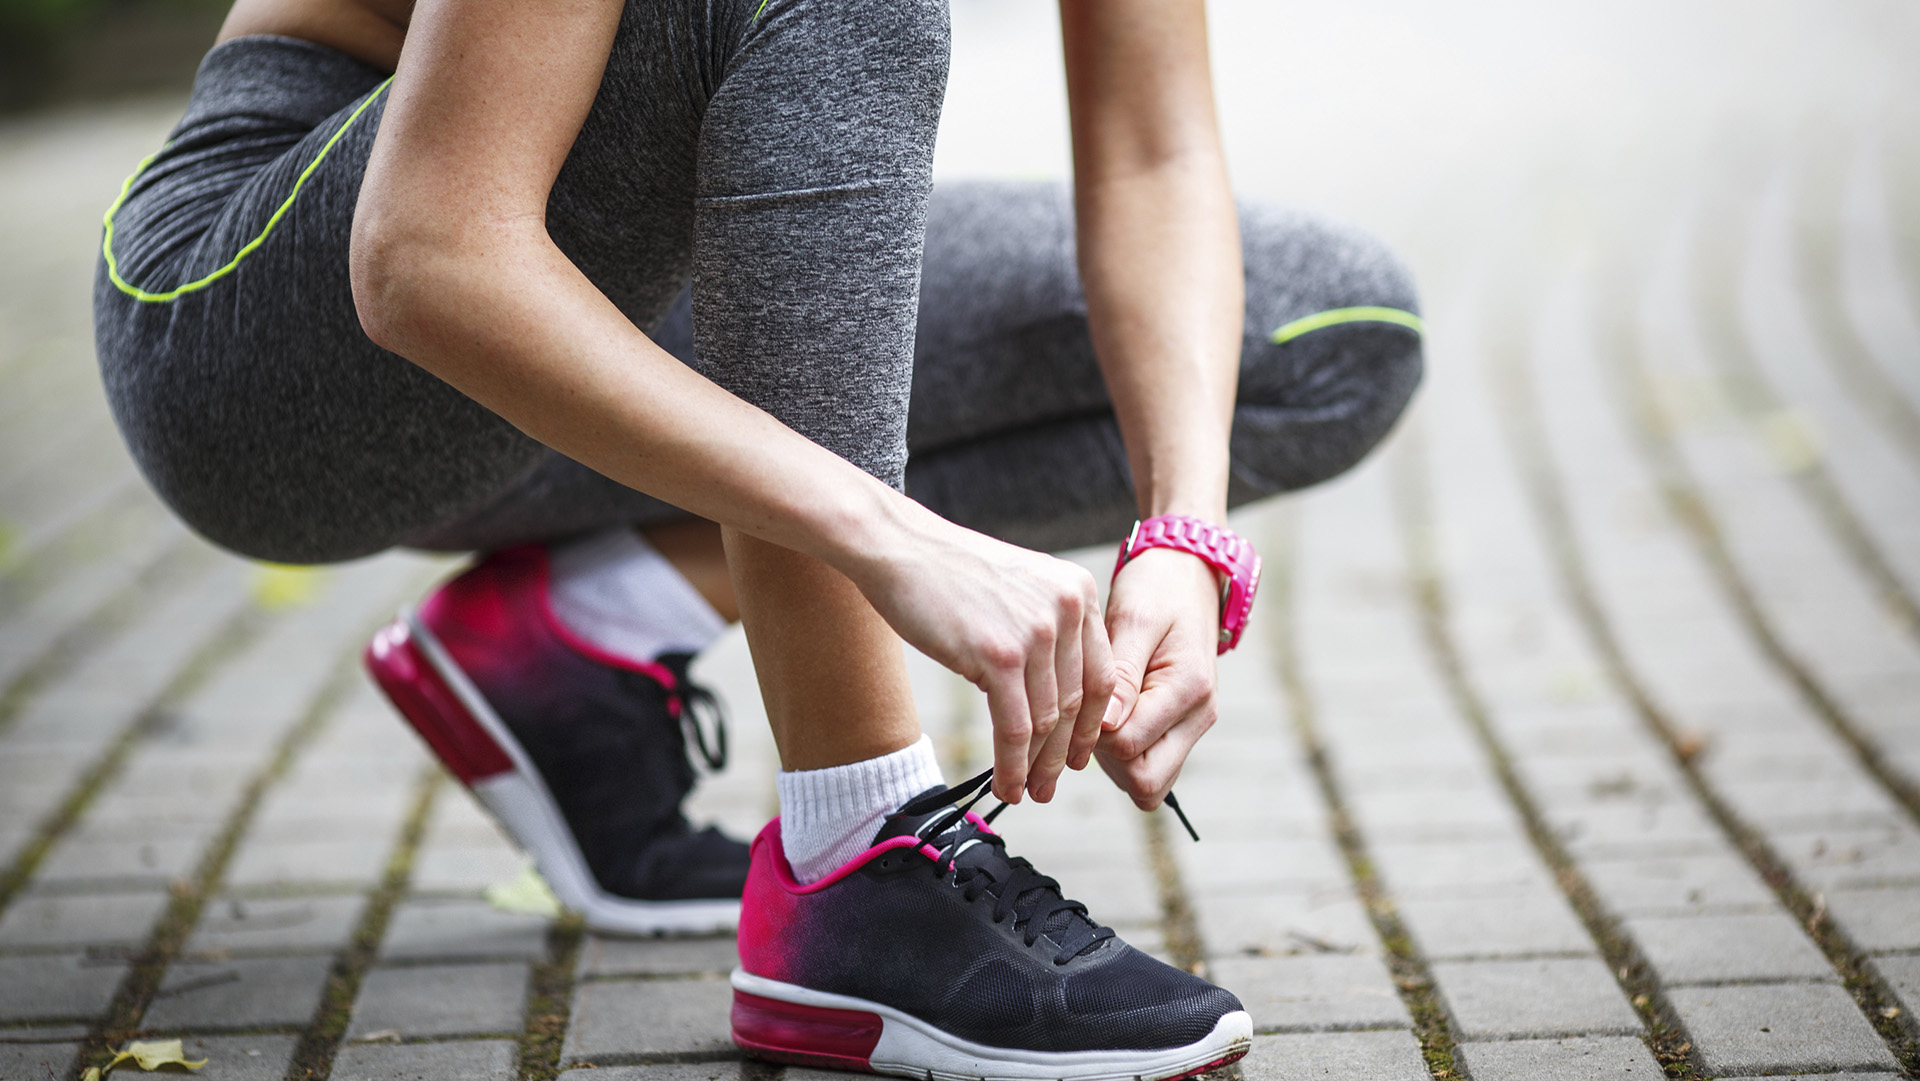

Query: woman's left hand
[1094,546,1221,808]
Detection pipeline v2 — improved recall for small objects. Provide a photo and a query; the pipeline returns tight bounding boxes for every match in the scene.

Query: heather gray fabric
[94,14,1421,564]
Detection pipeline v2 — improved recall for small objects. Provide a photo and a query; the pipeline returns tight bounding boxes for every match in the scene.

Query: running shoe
[364,544,747,934]
[731,771,1253,1081]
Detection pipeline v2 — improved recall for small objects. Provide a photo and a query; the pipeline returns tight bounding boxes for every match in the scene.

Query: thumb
[1102,614,1157,731]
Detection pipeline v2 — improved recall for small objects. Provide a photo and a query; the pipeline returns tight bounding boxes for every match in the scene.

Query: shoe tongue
[870,785,955,846]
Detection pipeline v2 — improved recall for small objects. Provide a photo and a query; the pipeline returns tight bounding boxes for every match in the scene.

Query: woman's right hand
[850,511,1116,806]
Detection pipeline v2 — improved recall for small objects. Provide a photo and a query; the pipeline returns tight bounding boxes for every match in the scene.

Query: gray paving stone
[575,935,738,979]
[1578,854,1775,915]
[1456,1036,1664,1080]
[1367,839,1556,897]
[1546,801,1729,859]
[562,978,733,1063]
[0,891,169,948]
[1715,1077,1903,1081]
[1208,954,1409,1032]
[1429,958,1641,1039]
[1868,954,1920,1023]
[177,1034,299,1081]
[409,846,529,894]
[33,825,211,884]
[1397,892,1594,960]
[1236,1030,1428,1081]
[1192,889,1378,957]
[0,1030,82,1081]
[329,1040,518,1081]
[347,963,529,1038]
[1823,885,1920,952]
[143,955,334,1030]
[1622,913,1835,985]
[0,954,126,1022]
[1174,838,1350,894]
[561,1065,747,1081]
[223,835,394,889]
[380,899,549,961]
[1667,983,1900,1074]
[1773,825,1920,890]
[186,895,367,954]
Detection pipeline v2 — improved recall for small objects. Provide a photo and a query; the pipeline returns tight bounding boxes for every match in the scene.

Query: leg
[905,181,1424,551]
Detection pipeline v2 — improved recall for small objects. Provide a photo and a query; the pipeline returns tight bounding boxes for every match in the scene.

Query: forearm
[352,221,918,572]
[1076,154,1242,523]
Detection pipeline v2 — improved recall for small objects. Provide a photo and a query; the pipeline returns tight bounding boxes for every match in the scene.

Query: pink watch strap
[1112,514,1262,654]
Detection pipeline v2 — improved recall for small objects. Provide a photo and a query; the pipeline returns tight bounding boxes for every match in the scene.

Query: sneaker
[731,771,1253,1080]
[364,544,748,934]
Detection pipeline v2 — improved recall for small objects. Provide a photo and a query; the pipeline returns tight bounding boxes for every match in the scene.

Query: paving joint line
[285,766,442,1081]
[76,638,383,1076]
[1391,427,1706,1078]
[0,534,206,736]
[1261,508,1458,1080]
[1488,284,1920,1076]
[1140,809,1206,975]
[1692,186,1920,644]
[517,914,585,1081]
[1600,256,1920,830]
[0,595,263,915]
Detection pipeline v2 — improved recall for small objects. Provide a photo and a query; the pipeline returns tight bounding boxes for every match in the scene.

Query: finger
[983,670,1033,804]
[1028,692,1077,801]
[1103,667,1205,761]
[1106,701,1214,809]
[1102,610,1161,733]
[1069,603,1114,772]
[1023,626,1061,765]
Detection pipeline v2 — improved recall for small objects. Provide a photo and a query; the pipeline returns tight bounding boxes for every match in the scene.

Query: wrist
[1113,513,1261,653]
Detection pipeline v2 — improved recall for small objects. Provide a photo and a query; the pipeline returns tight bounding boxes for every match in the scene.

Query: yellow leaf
[250,563,325,610]
[484,865,561,918]
[124,1039,207,1071]
[82,1068,102,1081]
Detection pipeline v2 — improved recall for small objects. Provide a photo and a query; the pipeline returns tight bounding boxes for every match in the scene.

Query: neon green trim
[1269,306,1424,345]
[754,0,770,19]
[102,78,395,304]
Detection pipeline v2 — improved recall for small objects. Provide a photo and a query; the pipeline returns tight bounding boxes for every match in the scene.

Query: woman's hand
[1095,547,1220,808]
[850,510,1115,806]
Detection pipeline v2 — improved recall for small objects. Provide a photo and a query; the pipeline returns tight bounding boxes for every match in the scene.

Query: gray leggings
[94,3,1421,565]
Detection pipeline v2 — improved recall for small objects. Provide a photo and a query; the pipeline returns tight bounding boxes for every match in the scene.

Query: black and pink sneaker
[363,545,747,934]
[731,772,1253,1081]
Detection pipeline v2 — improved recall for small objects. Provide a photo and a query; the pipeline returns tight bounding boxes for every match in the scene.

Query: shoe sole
[364,608,741,936]
[730,969,1252,1081]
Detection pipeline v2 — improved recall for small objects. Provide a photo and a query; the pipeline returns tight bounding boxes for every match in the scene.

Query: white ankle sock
[778,735,945,884]
[547,528,728,662]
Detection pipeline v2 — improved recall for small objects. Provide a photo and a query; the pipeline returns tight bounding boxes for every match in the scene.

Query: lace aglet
[1164,791,1200,842]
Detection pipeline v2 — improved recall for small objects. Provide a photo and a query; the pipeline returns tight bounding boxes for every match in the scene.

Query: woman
[94,0,1421,1074]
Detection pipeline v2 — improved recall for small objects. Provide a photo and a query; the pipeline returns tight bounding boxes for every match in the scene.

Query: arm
[1059,0,1243,806]
[352,0,1113,801]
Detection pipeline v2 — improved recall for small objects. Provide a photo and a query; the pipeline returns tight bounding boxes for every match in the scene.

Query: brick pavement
[4,1,1920,1079]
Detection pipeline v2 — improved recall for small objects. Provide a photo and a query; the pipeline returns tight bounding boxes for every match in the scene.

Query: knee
[1228,205,1424,497]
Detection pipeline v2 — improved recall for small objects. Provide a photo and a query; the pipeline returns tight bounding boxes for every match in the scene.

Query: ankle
[778,734,944,883]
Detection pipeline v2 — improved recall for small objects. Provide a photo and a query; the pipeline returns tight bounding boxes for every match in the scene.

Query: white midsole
[732,969,1253,1081]
[402,607,740,936]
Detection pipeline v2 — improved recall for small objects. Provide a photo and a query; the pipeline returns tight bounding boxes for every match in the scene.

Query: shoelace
[892,769,1129,965]
[676,681,728,772]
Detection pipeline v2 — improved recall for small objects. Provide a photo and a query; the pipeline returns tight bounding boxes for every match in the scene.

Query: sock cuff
[777,735,945,879]
[547,527,727,660]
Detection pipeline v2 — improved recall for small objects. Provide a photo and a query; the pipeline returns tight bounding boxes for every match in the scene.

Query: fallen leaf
[250,563,325,610]
[484,865,561,917]
[124,1040,208,1071]
[1757,409,1821,475]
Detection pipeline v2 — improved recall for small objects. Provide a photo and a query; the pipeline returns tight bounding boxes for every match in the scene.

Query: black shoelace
[894,767,1199,966]
[676,680,728,771]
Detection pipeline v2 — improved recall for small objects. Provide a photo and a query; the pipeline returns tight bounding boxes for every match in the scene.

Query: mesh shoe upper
[738,775,1243,1053]
[421,545,747,902]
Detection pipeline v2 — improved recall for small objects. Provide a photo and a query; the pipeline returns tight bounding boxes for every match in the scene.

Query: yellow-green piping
[1269,305,1423,345]
[102,78,394,304]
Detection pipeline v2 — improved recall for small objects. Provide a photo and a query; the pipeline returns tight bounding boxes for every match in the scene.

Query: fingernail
[1101,699,1122,730]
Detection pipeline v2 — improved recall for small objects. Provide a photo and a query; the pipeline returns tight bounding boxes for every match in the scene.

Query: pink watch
[1112,514,1262,654]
